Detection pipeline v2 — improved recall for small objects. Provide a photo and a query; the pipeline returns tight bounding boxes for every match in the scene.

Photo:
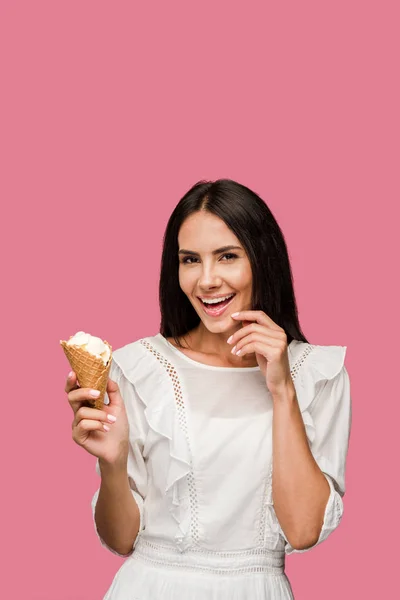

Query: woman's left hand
[228,311,293,396]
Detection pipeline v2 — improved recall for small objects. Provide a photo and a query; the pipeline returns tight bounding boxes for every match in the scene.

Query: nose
[198,261,222,289]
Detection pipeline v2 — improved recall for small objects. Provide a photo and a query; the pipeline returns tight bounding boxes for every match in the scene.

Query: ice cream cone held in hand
[60,331,112,409]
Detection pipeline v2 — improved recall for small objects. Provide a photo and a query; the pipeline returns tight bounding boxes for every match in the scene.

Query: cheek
[231,265,252,290]
[179,267,195,293]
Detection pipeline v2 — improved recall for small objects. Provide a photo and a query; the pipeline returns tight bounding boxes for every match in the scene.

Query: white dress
[91,333,351,600]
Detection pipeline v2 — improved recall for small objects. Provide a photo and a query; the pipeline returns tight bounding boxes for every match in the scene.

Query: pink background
[1,1,398,598]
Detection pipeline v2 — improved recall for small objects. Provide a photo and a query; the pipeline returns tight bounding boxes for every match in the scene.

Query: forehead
[178,212,239,247]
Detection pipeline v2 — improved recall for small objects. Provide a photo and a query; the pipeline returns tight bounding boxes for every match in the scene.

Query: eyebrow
[178,245,242,256]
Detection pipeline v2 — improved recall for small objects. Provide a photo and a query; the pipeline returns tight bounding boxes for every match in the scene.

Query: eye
[180,256,198,264]
[221,253,238,260]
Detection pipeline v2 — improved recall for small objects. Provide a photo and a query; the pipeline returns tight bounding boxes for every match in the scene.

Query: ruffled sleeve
[91,354,148,557]
[269,344,352,555]
[120,338,192,552]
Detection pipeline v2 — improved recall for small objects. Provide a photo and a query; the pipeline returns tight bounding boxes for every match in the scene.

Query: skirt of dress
[103,537,295,600]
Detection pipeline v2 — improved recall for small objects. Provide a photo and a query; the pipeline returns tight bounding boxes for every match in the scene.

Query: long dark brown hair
[159,179,309,347]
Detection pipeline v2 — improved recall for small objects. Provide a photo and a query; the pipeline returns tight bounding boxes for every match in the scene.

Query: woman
[65,179,351,599]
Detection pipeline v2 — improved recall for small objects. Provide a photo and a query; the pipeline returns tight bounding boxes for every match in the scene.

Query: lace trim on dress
[132,537,285,575]
[139,338,200,548]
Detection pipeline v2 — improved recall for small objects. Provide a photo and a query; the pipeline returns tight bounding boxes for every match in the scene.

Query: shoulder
[289,340,349,444]
[110,333,182,418]
[289,339,347,379]
[290,339,348,404]
[110,333,162,379]
[110,332,180,388]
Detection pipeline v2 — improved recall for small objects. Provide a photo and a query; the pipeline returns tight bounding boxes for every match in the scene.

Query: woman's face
[178,211,253,334]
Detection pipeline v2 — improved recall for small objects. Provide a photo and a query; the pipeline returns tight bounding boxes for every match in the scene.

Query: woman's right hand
[66,372,130,466]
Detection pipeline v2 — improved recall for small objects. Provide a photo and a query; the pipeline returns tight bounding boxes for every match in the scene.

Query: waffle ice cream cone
[60,333,112,410]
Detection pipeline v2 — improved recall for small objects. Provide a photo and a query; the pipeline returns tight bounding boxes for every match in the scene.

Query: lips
[198,294,236,317]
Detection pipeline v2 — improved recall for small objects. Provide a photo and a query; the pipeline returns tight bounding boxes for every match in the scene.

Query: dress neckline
[156,334,299,372]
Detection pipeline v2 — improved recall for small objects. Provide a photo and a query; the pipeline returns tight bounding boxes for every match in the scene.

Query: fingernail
[68,371,74,379]
[107,414,117,423]
[103,424,110,431]
[227,336,233,344]
[90,390,101,397]
[231,345,237,354]
[231,312,239,317]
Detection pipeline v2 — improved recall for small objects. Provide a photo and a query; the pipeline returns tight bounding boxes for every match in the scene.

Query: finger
[106,378,124,408]
[73,419,109,442]
[73,406,117,428]
[233,334,281,355]
[235,340,272,357]
[228,323,284,347]
[67,387,102,415]
[65,371,80,394]
[231,310,282,331]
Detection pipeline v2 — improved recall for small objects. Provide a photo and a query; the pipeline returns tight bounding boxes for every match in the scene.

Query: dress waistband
[132,537,285,576]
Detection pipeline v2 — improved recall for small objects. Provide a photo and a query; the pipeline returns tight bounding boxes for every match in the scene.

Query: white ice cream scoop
[66,331,111,365]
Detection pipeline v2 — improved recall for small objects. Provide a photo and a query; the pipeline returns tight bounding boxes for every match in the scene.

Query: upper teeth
[202,294,234,305]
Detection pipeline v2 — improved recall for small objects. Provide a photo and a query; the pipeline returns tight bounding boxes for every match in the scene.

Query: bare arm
[272,384,330,550]
[95,457,141,556]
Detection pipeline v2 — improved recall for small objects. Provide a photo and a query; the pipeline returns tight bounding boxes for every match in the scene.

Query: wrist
[99,455,128,477]
[270,381,297,404]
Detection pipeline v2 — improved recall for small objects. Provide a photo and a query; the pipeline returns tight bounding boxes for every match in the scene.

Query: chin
[200,315,239,333]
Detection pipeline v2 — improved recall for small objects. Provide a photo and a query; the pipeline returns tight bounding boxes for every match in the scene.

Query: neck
[187,324,258,367]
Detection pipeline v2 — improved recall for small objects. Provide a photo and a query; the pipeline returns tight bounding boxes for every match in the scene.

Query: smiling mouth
[198,293,236,314]
[199,293,235,305]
